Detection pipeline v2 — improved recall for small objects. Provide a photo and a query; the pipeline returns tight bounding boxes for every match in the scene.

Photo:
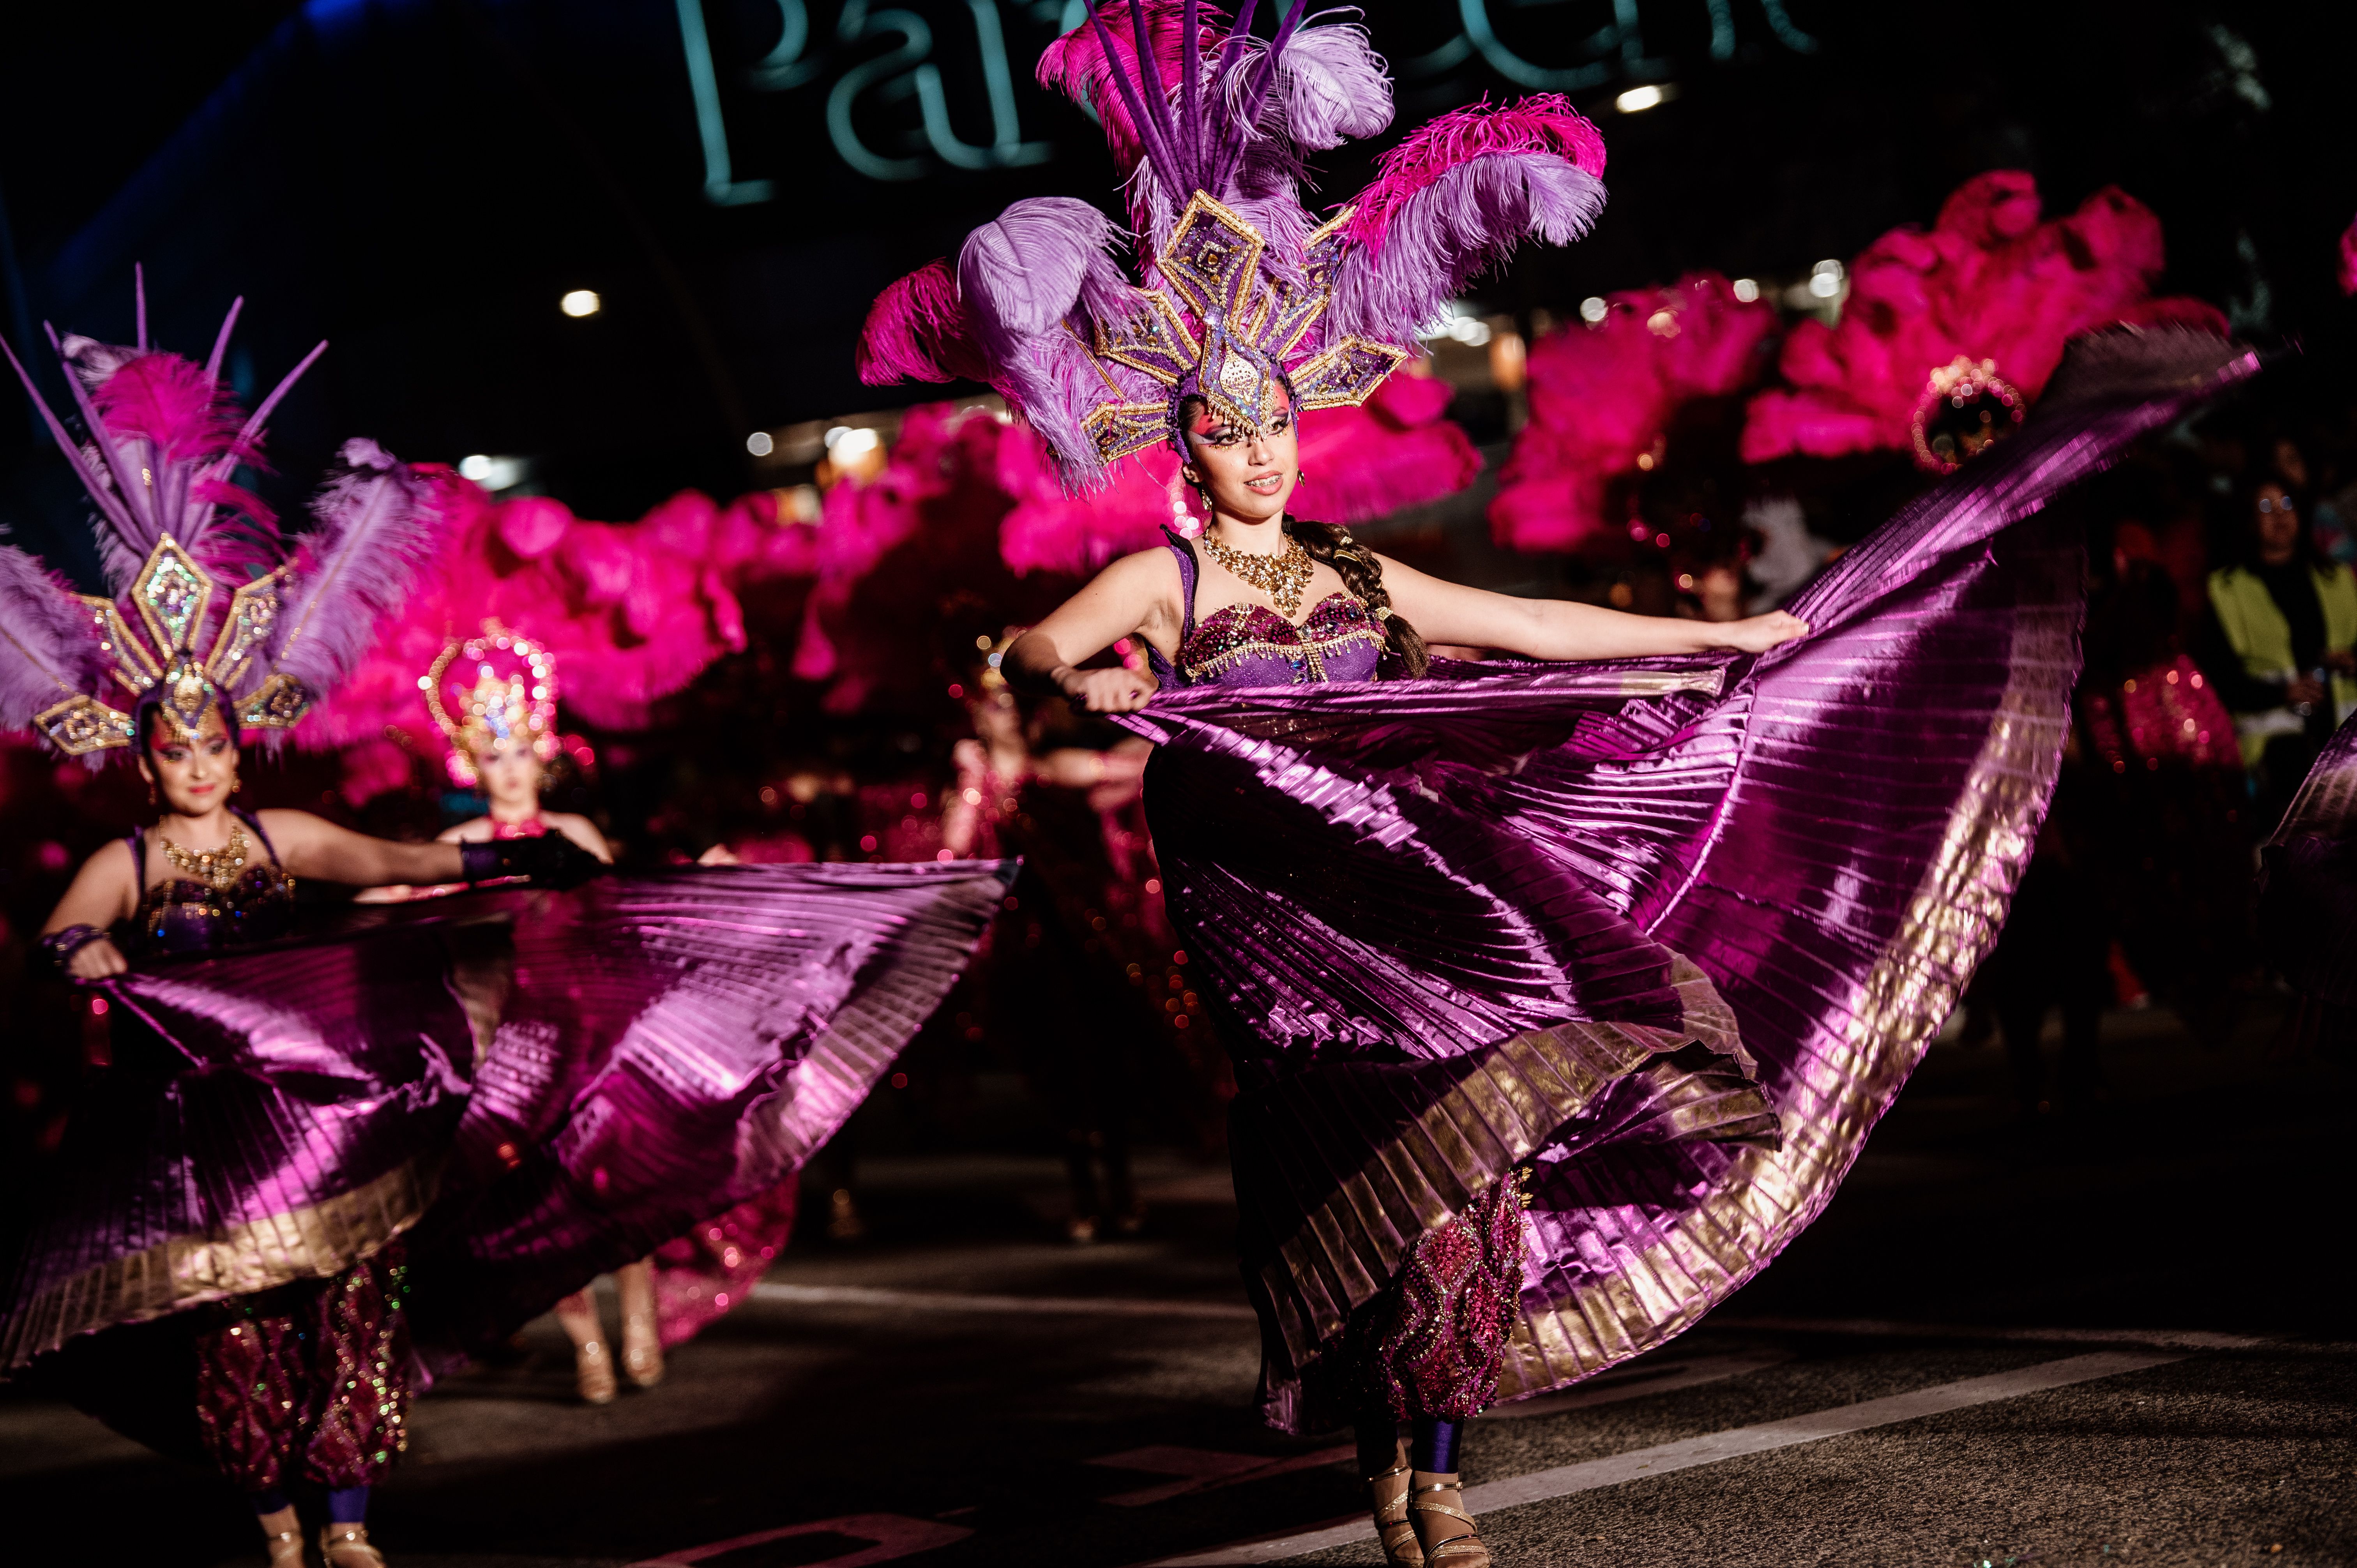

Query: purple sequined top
[1150,527,1387,689]
[120,808,295,957]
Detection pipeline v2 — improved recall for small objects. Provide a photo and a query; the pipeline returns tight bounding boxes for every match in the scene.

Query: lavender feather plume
[0,539,97,741]
[957,198,1149,487]
[264,440,449,729]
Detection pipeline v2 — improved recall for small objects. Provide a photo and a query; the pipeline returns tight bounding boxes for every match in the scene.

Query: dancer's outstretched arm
[1007,545,1807,713]
[1376,553,1806,660]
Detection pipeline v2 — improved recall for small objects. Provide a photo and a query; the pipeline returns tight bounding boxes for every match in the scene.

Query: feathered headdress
[858,0,1607,488]
[424,619,561,787]
[0,274,447,760]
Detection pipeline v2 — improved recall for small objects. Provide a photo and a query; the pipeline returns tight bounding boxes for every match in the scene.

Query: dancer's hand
[1718,611,1810,653]
[67,936,128,980]
[1059,666,1159,713]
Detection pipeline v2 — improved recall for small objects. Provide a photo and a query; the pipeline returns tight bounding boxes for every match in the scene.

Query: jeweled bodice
[125,865,296,956]
[120,811,296,957]
[1176,591,1387,686]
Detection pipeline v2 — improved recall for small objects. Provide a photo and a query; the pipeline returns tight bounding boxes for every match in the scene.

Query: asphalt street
[4,1001,2351,1568]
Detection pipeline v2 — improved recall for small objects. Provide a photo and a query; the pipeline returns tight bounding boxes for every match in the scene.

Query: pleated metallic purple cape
[1,862,1011,1372]
[2261,710,2357,1051]
[1115,333,2262,1432]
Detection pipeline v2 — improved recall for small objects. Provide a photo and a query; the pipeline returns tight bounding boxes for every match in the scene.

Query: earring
[231,774,242,795]
[1296,469,1308,483]
[147,781,158,807]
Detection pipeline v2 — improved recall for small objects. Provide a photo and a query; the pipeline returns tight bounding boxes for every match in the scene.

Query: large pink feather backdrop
[1490,272,1776,555]
[304,478,816,790]
[1742,171,2227,463]
[1491,172,2226,567]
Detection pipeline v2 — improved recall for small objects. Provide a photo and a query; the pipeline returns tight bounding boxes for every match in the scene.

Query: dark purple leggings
[1357,1416,1462,1474]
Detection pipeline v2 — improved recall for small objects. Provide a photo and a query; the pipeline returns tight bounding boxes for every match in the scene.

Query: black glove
[461,833,606,889]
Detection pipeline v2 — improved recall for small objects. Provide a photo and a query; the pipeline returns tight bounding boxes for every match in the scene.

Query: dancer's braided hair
[1286,518,1429,677]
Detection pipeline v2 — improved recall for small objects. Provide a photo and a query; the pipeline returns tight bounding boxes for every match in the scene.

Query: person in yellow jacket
[2200,478,2357,824]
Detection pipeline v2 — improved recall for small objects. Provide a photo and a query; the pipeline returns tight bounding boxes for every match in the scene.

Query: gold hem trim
[1262,957,1768,1374]
[3,1153,443,1371]
[1489,591,2076,1402]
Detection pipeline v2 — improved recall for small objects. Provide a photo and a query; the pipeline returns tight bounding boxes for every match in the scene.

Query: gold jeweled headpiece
[859,3,1608,491]
[424,620,560,787]
[1,279,441,763]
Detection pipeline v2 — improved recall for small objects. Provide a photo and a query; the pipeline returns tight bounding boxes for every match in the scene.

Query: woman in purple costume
[861,4,2256,1562]
[4,293,1012,1567]
[0,298,595,1567]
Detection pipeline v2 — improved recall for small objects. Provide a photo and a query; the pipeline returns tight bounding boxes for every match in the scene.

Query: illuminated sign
[677,0,1822,200]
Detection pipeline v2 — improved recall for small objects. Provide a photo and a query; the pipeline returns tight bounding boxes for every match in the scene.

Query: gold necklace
[159,821,251,892]
[1198,528,1315,617]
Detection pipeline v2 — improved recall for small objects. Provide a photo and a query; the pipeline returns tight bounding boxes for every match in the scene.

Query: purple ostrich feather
[266,440,449,722]
[0,540,100,741]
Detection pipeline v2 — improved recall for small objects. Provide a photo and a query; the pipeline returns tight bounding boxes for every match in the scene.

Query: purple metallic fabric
[1114,333,2261,1432]
[2260,709,2357,1051]
[0,920,470,1370]
[1,860,1011,1379]
[399,859,1014,1362]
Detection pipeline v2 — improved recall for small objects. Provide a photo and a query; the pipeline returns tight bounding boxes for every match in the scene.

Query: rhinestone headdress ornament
[859,0,1609,489]
[0,272,447,760]
[424,620,561,786]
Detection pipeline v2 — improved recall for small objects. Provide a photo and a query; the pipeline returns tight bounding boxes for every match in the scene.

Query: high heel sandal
[573,1336,618,1405]
[620,1310,665,1388]
[1410,1473,1489,1568]
[1366,1460,1422,1567]
[320,1523,390,1568]
[262,1527,305,1568]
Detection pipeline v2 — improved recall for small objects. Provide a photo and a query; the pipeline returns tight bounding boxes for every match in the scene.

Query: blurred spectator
[2198,477,2357,829]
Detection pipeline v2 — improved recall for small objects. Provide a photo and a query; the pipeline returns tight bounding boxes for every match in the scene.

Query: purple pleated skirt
[2262,709,2357,1052]
[2,861,1012,1375]
[1117,332,2262,1433]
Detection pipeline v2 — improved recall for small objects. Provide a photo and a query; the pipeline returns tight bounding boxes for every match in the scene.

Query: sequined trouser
[1356,1180,1527,1423]
[190,1240,412,1492]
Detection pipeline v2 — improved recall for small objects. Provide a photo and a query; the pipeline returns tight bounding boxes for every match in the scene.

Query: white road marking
[747,1281,1256,1320]
[1143,1351,2181,1566]
[1713,1315,2269,1351]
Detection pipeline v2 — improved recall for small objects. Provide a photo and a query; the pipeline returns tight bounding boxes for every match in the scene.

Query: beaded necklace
[1198,527,1315,618]
[158,820,251,892]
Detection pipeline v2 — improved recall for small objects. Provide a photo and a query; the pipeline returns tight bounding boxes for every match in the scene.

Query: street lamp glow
[746,431,775,457]
[458,454,493,481]
[1731,277,1760,303]
[1579,297,1609,324]
[1615,85,1666,113]
[560,289,603,318]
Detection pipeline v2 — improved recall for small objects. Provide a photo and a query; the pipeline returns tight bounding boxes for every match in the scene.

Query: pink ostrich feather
[1741,172,2228,464]
[1492,272,1776,554]
[1037,0,1215,175]
[857,259,994,387]
[1343,94,1606,254]
[2339,212,2357,297]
